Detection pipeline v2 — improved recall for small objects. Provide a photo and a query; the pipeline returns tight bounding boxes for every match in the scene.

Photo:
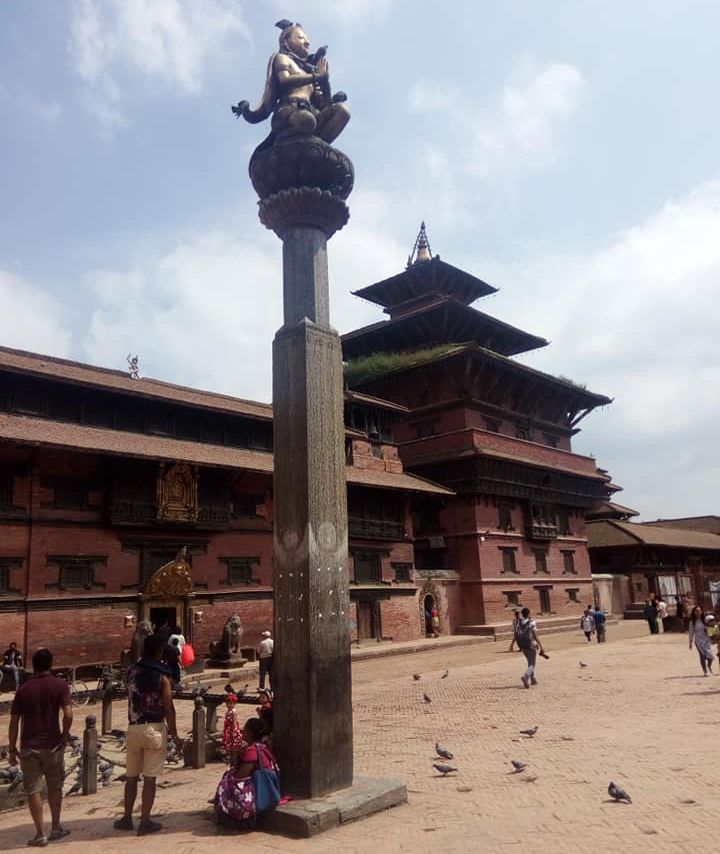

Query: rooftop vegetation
[344,344,465,388]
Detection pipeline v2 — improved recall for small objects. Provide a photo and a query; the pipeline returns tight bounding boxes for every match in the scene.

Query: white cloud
[471,62,585,177]
[69,0,249,129]
[483,180,720,516]
[270,0,395,22]
[409,61,585,179]
[0,271,72,356]
[81,189,406,400]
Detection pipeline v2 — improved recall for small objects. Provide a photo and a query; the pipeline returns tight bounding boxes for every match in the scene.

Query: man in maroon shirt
[8,647,73,847]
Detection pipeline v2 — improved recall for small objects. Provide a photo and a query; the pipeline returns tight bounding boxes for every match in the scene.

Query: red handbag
[180,643,195,667]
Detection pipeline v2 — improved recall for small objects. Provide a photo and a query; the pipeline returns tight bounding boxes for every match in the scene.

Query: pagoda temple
[342,224,615,632]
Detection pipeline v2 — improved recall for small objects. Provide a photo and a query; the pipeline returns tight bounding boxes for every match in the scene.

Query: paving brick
[1,621,715,852]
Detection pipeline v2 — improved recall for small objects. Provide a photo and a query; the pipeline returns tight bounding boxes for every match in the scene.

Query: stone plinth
[258,777,407,838]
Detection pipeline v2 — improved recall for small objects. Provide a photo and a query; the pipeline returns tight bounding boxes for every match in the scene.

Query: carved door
[357,601,375,641]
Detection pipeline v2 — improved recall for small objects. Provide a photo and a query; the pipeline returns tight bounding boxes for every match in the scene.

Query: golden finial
[407,221,433,267]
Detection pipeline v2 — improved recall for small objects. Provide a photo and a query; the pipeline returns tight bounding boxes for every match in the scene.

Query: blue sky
[1,0,719,520]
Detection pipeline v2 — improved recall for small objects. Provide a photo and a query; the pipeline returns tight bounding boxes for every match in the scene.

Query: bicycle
[58,669,90,708]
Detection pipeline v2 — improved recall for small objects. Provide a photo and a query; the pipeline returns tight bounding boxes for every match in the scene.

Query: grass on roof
[344,345,465,388]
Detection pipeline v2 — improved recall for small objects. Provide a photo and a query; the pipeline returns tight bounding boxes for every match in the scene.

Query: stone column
[260,184,353,798]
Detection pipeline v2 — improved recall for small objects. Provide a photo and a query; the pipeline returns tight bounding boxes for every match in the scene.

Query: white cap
[261,630,272,637]
[705,615,716,624]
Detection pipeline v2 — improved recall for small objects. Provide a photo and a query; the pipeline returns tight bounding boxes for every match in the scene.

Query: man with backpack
[514,607,546,688]
[593,605,607,643]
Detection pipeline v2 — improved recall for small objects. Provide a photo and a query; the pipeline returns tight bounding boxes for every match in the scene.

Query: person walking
[643,598,659,634]
[257,630,274,691]
[113,633,183,836]
[580,608,595,643]
[7,647,73,847]
[656,598,670,633]
[2,641,23,692]
[593,606,607,643]
[514,607,546,688]
[688,606,715,676]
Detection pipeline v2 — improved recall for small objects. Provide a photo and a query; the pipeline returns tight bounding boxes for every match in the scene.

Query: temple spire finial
[407,221,433,267]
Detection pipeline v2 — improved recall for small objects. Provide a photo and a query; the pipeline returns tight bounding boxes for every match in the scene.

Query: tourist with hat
[257,630,274,691]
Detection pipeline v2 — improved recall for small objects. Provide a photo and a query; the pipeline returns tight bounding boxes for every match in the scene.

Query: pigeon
[423,693,432,704]
[435,742,454,760]
[7,770,24,793]
[66,781,81,796]
[72,743,83,758]
[412,674,421,681]
[236,684,249,698]
[109,729,126,740]
[100,765,114,786]
[0,746,8,761]
[608,781,632,803]
[520,726,538,737]
[198,685,210,697]
[511,760,528,773]
[432,763,457,776]
[579,661,588,668]
[98,760,113,773]
[441,669,449,679]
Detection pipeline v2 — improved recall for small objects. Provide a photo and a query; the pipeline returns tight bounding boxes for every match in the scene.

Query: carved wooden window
[0,558,22,596]
[557,508,572,536]
[232,493,262,518]
[221,557,260,586]
[500,548,518,574]
[0,473,13,508]
[533,550,548,574]
[392,562,412,582]
[484,417,501,433]
[414,499,442,536]
[349,490,404,540]
[503,590,520,606]
[566,587,580,603]
[11,384,44,416]
[46,556,106,591]
[353,552,381,584]
[543,433,559,448]
[561,550,576,574]
[515,419,531,441]
[45,478,89,510]
[497,504,514,531]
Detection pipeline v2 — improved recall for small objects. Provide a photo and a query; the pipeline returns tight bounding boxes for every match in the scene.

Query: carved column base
[259,188,349,240]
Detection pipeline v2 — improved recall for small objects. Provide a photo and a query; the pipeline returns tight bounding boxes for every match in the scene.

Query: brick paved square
[1,622,716,852]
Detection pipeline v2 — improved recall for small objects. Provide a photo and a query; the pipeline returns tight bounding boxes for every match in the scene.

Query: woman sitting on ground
[214,717,279,831]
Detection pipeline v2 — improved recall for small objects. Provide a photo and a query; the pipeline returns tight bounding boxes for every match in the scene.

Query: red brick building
[0,346,448,667]
[0,229,618,664]
[341,227,615,633]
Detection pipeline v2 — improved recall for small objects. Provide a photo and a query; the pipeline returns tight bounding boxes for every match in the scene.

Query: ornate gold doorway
[140,547,194,636]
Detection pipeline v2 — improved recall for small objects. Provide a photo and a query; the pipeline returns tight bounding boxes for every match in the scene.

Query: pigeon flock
[410,665,633,807]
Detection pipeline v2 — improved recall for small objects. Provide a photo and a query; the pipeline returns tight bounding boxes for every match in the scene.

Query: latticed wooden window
[533,550,548,574]
[392,562,412,582]
[497,504,514,531]
[500,548,518,574]
[354,552,381,583]
[562,550,576,574]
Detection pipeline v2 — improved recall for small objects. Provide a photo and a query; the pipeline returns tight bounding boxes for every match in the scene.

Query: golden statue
[233,19,350,147]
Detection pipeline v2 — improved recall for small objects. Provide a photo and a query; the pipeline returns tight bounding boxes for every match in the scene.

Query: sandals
[49,828,71,841]
[26,837,48,848]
